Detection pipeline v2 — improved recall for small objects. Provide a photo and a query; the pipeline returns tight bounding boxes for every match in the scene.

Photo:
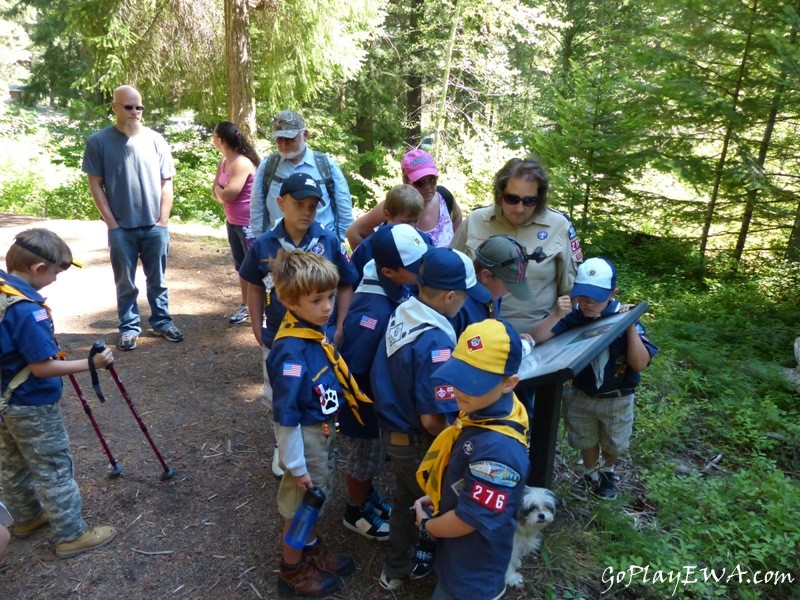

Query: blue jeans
[108,225,172,334]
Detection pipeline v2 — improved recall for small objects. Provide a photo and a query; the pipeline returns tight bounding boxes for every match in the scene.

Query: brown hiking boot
[55,526,117,559]
[277,557,342,597]
[12,511,50,539]
[304,534,355,576]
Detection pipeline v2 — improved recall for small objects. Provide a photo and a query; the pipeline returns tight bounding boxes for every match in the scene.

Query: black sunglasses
[475,235,549,267]
[123,104,144,112]
[502,193,539,207]
[412,176,437,189]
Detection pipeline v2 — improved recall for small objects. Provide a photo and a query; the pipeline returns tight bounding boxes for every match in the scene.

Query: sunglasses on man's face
[122,104,144,112]
[503,193,539,207]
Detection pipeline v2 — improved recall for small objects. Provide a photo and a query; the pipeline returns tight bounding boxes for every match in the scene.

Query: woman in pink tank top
[212,122,261,324]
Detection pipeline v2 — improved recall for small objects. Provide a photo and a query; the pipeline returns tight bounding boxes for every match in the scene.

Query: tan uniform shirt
[451,204,582,333]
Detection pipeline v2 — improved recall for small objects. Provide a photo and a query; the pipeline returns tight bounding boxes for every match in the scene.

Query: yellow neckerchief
[273,310,372,426]
[416,394,528,515]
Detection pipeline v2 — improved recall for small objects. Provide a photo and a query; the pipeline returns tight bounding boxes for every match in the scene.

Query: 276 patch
[468,481,508,513]
[434,385,455,400]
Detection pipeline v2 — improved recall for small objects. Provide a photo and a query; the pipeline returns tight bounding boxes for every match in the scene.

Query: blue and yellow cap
[432,319,522,396]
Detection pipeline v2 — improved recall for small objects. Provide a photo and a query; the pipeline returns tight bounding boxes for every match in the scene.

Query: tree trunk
[787,198,800,262]
[699,0,758,260]
[225,0,256,140]
[404,0,424,147]
[433,0,463,163]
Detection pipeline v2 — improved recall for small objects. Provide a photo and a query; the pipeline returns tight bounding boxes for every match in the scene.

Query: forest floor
[0,214,552,600]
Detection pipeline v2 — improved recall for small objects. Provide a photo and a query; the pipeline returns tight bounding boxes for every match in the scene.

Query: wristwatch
[418,517,435,543]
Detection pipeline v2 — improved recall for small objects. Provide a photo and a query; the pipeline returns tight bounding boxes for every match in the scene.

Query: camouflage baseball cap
[272,110,306,138]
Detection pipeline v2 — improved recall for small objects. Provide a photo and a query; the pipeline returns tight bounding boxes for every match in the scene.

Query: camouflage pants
[0,402,86,543]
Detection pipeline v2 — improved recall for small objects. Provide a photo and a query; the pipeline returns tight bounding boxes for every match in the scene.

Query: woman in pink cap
[346,149,462,249]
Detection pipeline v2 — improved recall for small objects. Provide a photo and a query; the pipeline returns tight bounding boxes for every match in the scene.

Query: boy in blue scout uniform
[339,224,428,541]
[371,247,488,590]
[451,234,532,338]
[239,172,358,476]
[414,319,530,600]
[0,229,117,559]
[531,257,658,499]
[266,249,369,597]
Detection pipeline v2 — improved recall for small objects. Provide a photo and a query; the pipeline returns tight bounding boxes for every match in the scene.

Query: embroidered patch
[571,239,580,252]
[469,460,521,487]
[575,251,584,262]
[434,385,455,400]
[467,335,483,352]
[468,481,508,513]
[340,243,350,259]
[311,243,325,255]
[537,231,548,240]
[431,348,451,363]
[283,363,302,377]
[32,309,49,322]
[568,225,578,240]
[359,315,378,330]
[462,440,474,456]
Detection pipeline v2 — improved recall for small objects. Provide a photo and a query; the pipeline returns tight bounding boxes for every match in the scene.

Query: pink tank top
[218,155,253,226]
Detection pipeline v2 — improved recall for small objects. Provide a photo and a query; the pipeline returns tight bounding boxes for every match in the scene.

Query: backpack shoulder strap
[437,185,454,215]
[313,151,338,238]
[260,152,281,234]
[0,284,38,411]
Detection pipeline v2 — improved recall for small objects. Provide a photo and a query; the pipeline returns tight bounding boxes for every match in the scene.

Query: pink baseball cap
[401,149,439,182]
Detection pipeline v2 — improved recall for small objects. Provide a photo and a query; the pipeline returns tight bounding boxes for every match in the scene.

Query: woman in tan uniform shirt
[451,157,583,334]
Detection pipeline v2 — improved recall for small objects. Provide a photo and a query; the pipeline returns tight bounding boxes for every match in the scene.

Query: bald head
[112,85,144,136]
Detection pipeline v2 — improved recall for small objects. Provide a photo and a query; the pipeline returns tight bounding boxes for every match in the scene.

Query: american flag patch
[33,309,49,322]
[283,362,302,377]
[431,348,451,363]
[359,315,378,330]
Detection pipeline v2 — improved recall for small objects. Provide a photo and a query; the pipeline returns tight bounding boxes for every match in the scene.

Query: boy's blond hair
[384,185,423,219]
[269,248,339,305]
[6,229,73,272]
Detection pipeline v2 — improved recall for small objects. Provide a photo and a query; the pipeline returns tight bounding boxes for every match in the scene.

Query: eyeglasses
[502,193,538,207]
[123,104,144,112]
[412,176,437,189]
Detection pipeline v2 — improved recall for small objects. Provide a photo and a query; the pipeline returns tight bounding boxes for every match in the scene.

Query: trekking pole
[66,373,123,477]
[93,341,175,481]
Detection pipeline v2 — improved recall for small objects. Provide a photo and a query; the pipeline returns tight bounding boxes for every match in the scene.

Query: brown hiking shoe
[304,535,355,576]
[55,526,117,559]
[12,511,50,539]
[277,557,341,597]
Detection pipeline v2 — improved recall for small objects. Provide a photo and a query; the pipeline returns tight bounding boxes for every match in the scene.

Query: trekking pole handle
[92,340,116,368]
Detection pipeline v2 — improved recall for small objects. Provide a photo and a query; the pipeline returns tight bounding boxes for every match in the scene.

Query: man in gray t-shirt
[82,85,182,351]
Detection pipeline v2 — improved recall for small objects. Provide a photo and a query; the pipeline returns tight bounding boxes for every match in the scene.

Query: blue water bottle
[285,487,326,549]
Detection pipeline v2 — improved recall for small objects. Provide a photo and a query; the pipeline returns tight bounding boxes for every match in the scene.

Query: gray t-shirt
[82,126,176,228]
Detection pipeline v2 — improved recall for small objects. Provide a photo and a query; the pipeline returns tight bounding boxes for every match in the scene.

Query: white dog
[505,486,558,588]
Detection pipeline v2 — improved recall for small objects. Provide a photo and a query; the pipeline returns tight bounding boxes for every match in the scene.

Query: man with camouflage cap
[250,110,354,242]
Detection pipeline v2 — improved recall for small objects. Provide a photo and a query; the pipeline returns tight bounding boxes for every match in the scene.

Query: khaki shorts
[562,387,634,455]
[277,421,336,519]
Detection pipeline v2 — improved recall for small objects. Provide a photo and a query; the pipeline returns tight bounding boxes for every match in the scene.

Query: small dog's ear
[549,489,563,509]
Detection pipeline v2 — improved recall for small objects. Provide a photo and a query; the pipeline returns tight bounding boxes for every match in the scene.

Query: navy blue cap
[279,173,326,205]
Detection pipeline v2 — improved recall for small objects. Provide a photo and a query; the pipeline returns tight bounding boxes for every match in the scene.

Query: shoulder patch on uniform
[359,314,378,330]
[431,348,451,363]
[282,362,303,377]
[468,481,509,513]
[311,243,325,255]
[434,385,455,400]
[568,225,578,240]
[469,460,521,487]
[537,231,548,240]
[32,308,49,322]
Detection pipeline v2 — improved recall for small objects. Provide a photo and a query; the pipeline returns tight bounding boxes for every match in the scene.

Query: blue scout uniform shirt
[0,271,62,406]
[238,220,358,348]
[370,297,458,434]
[450,295,502,339]
[338,261,411,438]
[351,224,433,284]
[267,321,345,427]
[435,392,530,599]
[551,299,659,396]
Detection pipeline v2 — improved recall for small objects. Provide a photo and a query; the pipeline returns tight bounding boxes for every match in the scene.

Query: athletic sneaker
[379,570,407,591]
[154,324,184,343]
[595,470,618,500]
[343,501,390,541]
[410,542,435,579]
[229,304,249,324]
[117,332,138,351]
[367,487,392,520]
